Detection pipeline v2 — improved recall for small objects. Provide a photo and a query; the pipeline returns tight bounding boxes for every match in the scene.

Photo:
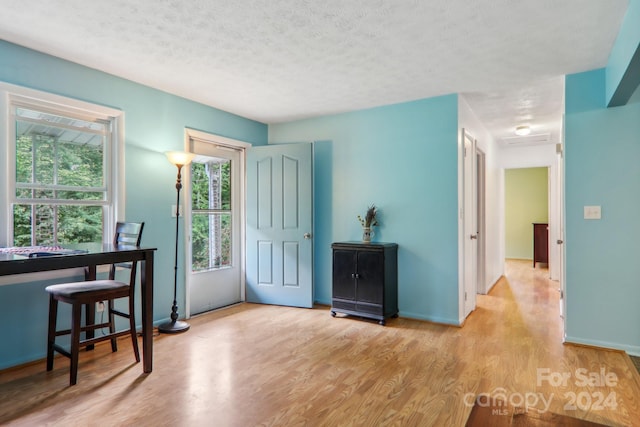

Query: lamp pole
[159,151,195,334]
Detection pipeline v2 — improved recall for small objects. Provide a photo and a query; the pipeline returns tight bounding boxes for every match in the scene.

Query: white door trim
[476,147,487,294]
[183,128,251,317]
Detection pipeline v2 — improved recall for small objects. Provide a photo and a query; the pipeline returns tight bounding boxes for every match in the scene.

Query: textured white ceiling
[0,0,629,144]
[463,76,566,145]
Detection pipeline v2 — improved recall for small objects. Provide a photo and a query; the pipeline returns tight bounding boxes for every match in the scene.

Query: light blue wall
[565,68,640,354]
[269,95,461,324]
[0,40,268,369]
[606,0,640,106]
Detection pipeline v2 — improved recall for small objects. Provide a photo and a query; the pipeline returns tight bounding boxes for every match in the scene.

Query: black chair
[45,222,144,385]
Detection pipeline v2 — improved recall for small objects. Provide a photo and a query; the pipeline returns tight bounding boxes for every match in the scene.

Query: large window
[1,84,123,247]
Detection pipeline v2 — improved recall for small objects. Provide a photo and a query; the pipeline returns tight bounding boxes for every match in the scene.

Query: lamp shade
[165,151,195,166]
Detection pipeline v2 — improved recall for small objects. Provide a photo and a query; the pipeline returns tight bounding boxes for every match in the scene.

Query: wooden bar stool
[45,222,144,385]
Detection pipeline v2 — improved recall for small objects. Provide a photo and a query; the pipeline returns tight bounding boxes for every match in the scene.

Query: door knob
[303,233,312,239]
[470,234,478,240]
[557,239,564,244]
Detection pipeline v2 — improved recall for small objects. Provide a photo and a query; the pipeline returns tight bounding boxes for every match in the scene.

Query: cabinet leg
[392,313,399,318]
[379,319,386,326]
[331,311,336,317]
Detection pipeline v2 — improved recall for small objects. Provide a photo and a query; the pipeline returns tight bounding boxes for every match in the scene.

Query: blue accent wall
[0,40,268,369]
[269,95,461,324]
[606,0,640,106]
[565,69,640,354]
[566,68,606,113]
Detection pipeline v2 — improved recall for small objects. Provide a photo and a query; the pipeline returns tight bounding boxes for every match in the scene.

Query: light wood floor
[1,260,639,426]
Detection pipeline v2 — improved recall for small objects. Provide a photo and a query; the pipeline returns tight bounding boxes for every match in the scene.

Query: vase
[362,226,373,242]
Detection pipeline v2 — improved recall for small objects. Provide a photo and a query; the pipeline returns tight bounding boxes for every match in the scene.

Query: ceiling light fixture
[515,125,531,136]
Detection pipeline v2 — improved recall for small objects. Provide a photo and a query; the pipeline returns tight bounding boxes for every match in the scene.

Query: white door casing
[184,129,250,317]
[476,148,487,294]
[556,143,566,321]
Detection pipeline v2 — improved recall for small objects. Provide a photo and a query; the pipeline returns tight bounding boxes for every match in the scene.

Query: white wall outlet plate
[584,205,601,220]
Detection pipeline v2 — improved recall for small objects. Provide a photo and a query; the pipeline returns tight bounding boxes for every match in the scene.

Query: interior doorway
[461,129,478,318]
[500,145,565,336]
[461,129,491,319]
[504,167,549,266]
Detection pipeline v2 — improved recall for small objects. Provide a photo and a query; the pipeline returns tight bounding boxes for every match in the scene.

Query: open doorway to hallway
[504,167,549,268]
[504,167,563,332]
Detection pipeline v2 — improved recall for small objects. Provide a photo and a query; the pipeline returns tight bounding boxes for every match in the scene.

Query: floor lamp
[159,151,195,334]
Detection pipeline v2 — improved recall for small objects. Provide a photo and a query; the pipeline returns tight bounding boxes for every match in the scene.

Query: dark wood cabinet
[331,242,398,325]
[533,223,548,267]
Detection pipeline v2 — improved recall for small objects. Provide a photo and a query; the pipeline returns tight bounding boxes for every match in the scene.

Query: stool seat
[46,280,129,298]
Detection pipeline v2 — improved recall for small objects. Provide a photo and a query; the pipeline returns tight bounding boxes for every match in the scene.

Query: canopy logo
[463,367,619,416]
[463,388,553,414]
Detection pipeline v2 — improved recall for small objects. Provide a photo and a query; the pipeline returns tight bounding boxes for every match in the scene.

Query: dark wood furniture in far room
[532,223,548,267]
[331,242,398,325]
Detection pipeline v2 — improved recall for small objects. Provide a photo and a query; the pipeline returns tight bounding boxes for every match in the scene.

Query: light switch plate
[584,205,601,220]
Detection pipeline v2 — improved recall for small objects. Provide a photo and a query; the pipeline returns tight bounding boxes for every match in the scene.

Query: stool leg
[70,303,82,386]
[46,295,58,372]
[109,299,118,352]
[85,302,95,351]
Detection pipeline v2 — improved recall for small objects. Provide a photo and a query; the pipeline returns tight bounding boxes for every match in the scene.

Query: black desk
[0,244,157,373]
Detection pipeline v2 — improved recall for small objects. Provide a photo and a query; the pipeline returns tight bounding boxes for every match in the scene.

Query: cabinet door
[333,249,356,300]
[356,250,384,304]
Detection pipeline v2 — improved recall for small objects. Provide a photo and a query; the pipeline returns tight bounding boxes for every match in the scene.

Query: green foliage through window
[12,107,108,246]
[190,159,232,272]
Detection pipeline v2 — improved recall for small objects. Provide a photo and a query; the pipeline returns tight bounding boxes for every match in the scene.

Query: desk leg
[141,251,154,373]
[85,265,97,351]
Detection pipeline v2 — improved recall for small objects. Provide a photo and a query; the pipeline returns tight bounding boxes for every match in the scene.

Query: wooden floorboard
[1,259,639,426]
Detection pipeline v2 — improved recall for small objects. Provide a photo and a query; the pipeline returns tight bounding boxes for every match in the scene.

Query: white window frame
[0,82,124,282]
